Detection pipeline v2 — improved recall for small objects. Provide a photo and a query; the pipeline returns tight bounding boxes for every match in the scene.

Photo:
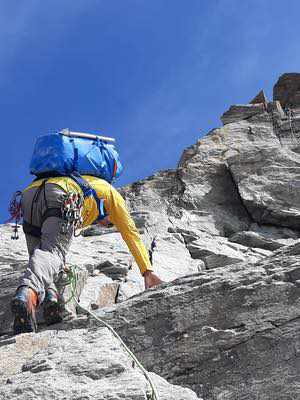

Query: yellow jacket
[25,176,153,275]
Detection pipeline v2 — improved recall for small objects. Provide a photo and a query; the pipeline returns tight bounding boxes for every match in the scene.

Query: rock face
[101,242,300,400]
[250,89,268,105]
[0,324,201,400]
[1,72,300,400]
[220,104,266,125]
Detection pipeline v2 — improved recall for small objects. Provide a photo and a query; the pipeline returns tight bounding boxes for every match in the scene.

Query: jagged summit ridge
[221,72,300,126]
[250,89,268,105]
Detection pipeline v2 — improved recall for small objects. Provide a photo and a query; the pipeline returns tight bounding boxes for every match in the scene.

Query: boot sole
[11,299,37,335]
[43,301,63,326]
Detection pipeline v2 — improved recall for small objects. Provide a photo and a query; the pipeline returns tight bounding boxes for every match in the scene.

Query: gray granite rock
[98,241,300,400]
[229,230,297,251]
[79,273,119,310]
[81,224,118,236]
[0,327,201,400]
[267,100,286,119]
[226,145,300,229]
[221,104,266,125]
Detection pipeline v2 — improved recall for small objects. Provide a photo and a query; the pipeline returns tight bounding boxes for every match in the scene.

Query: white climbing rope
[66,266,160,400]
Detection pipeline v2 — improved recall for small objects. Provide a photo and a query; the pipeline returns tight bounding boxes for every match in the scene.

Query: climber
[11,175,163,335]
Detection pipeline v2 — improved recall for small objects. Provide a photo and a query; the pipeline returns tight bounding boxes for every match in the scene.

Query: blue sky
[1,0,300,222]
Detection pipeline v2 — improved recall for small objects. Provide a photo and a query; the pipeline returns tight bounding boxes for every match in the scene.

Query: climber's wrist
[143,269,154,277]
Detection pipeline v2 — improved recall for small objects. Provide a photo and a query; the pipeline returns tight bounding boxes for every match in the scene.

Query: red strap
[113,160,118,177]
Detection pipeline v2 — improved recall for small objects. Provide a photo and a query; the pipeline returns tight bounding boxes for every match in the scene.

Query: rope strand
[65,265,160,400]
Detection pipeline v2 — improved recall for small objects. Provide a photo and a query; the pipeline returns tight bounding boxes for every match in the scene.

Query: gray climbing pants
[19,183,73,304]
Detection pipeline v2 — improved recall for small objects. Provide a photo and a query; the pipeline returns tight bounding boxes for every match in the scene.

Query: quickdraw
[61,192,84,237]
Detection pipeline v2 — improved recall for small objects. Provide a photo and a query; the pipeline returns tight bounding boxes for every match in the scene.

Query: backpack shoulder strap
[69,172,91,196]
[69,172,107,221]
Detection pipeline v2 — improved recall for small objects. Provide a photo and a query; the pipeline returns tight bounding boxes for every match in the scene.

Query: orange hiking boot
[11,286,38,335]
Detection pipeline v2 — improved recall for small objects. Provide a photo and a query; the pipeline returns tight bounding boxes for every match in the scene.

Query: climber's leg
[12,184,73,333]
[24,220,63,324]
[19,216,73,304]
[25,233,40,256]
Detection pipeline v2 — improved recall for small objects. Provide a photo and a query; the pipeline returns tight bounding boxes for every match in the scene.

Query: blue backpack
[30,130,123,183]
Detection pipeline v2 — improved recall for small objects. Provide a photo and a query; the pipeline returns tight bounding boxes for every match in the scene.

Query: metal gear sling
[22,172,107,238]
[6,191,23,240]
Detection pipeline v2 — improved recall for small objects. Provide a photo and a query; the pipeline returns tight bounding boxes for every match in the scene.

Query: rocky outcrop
[1,73,300,399]
[99,241,300,400]
[220,104,266,125]
[226,145,300,228]
[273,73,300,108]
[228,230,294,251]
[0,324,201,400]
[250,89,268,105]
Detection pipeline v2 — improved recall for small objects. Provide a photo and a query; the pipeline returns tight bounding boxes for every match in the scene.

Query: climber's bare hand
[144,271,164,289]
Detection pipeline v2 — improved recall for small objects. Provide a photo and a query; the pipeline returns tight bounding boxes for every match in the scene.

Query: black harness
[23,173,107,238]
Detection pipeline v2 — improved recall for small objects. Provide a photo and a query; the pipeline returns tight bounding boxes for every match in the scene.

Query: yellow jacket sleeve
[107,187,153,275]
